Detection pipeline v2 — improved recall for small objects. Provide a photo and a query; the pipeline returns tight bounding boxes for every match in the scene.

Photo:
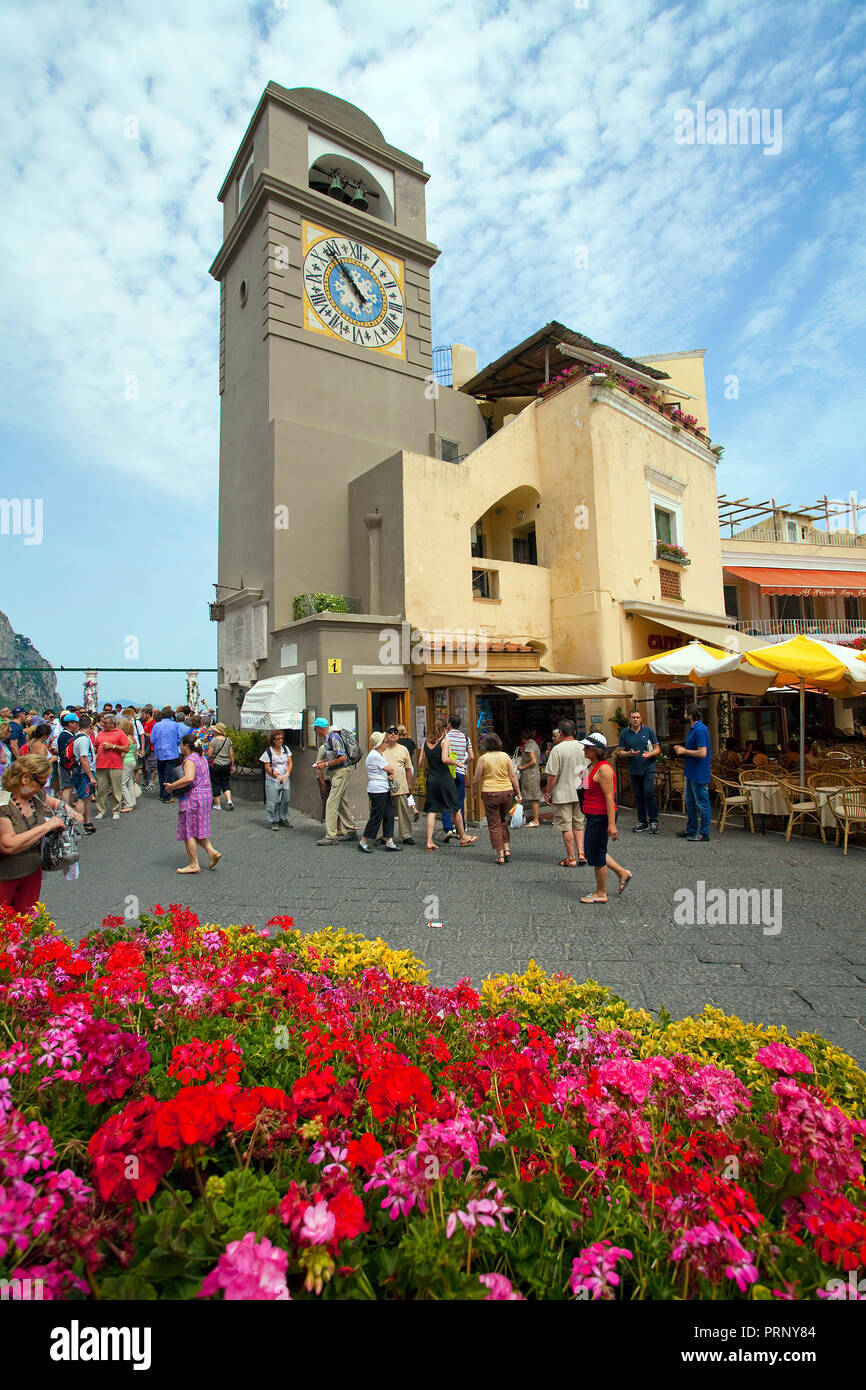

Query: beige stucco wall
[348,373,728,686]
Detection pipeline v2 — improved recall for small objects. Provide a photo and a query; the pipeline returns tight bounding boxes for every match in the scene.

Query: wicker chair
[833,787,866,855]
[711,774,755,836]
[738,768,779,785]
[666,765,686,814]
[776,779,826,843]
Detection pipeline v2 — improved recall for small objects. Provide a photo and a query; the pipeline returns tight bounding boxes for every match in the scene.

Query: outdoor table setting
[809,784,848,831]
[740,778,787,820]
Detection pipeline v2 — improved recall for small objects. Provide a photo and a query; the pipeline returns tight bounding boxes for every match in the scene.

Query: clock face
[302,227,405,356]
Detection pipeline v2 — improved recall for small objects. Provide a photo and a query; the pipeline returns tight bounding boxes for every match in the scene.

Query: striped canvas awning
[494,682,619,700]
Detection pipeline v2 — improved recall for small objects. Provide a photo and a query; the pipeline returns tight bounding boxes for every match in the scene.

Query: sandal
[618,871,633,895]
[426,844,439,852]
[577,856,587,865]
[458,836,478,846]
[496,857,505,866]
[580,894,608,904]
[557,858,578,867]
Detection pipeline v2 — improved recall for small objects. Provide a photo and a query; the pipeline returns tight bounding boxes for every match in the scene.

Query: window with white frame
[646,476,685,557]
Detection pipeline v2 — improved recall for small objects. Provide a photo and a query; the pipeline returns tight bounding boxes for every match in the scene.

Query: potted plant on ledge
[656,541,691,566]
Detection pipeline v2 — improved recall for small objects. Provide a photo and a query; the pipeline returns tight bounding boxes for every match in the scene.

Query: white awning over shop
[239,674,306,730]
[494,682,622,700]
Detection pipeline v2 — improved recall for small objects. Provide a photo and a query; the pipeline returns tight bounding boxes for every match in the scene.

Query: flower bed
[538,362,713,447]
[1,905,864,1301]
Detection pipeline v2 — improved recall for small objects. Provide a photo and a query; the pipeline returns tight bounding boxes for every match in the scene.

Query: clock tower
[210,85,485,707]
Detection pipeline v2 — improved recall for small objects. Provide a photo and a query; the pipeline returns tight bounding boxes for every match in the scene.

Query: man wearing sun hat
[313,718,359,844]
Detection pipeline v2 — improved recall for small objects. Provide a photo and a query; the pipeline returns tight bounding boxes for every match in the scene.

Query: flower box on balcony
[656,542,691,566]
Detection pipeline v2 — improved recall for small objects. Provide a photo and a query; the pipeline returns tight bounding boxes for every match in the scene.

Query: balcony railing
[734,618,866,638]
[727,526,866,549]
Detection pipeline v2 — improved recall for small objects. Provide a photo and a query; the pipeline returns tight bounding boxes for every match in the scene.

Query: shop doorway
[369,689,409,734]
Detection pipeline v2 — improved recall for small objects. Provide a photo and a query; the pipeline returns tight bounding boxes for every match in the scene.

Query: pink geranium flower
[479,1272,524,1301]
[300,1199,336,1246]
[755,1044,813,1075]
[570,1240,633,1300]
[199,1233,290,1300]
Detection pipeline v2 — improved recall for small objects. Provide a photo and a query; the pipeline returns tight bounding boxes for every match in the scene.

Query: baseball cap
[61,712,80,724]
[581,732,609,750]
[12,708,25,715]
[313,717,329,729]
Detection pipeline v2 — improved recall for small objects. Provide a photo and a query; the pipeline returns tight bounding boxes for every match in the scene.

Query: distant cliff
[0,609,60,711]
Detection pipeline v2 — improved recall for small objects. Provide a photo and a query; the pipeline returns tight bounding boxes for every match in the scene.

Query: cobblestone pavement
[39,790,866,1066]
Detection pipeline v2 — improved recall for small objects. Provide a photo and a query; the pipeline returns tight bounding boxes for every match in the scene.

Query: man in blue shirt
[617,710,660,834]
[149,707,183,802]
[675,705,712,841]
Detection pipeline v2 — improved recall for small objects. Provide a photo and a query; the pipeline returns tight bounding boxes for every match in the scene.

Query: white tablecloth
[742,782,787,818]
[743,781,845,829]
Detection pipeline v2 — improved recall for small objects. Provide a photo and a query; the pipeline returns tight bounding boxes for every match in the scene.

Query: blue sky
[1,0,864,708]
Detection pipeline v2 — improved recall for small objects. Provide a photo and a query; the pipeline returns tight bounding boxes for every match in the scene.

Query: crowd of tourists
[0,701,231,896]
[0,695,716,906]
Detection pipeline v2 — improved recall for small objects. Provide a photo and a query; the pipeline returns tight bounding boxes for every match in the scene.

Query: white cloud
[0,0,862,524]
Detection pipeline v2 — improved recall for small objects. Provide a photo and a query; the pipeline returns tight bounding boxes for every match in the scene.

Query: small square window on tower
[440,438,461,463]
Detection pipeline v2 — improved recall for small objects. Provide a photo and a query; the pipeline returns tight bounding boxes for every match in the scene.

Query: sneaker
[632,823,649,833]
[686,834,702,842]
[443,830,457,842]
[699,834,710,842]
[650,822,659,834]
[384,842,403,851]
[112,812,121,820]
[226,802,235,811]
[271,824,280,831]
[280,819,292,827]
[317,836,342,846]
[213,804,221,811]
[676,831,693,839]
[94,811,105,820]
[402,837,416,845]
[358,842,372,854]
[344,829,359,841]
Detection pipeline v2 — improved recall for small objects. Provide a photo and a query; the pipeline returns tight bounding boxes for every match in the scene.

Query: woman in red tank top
[579,734,632,903]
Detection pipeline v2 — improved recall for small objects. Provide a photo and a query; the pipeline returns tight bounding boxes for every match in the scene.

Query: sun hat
[369,731,386,749]
[581,732,609,750]
[313,717,329,729]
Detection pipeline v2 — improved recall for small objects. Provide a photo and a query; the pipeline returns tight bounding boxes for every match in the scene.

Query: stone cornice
[589,381,717,465]
[210,173,440,280]
[645,465,687,496]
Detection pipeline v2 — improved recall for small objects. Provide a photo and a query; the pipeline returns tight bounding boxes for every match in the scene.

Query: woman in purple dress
[165,734,222,874]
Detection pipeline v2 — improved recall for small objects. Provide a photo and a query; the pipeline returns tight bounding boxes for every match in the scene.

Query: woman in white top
[358,732,402,854]
[260,730,292,830]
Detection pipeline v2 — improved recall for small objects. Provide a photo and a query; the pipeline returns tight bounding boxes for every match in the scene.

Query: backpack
[329,729,362,766]
[59,732,78,772]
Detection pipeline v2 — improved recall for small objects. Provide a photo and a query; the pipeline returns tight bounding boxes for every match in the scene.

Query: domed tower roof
[282,88,386,147]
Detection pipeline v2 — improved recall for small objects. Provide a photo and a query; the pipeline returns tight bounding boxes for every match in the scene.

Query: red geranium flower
[346,1132,384,1173]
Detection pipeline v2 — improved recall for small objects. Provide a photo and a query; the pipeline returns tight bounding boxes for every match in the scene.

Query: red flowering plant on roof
[0,901,864,1300]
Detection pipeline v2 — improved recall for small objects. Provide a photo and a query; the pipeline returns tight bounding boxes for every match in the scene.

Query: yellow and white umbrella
[612,641,770,695]
[742,636,866,788]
